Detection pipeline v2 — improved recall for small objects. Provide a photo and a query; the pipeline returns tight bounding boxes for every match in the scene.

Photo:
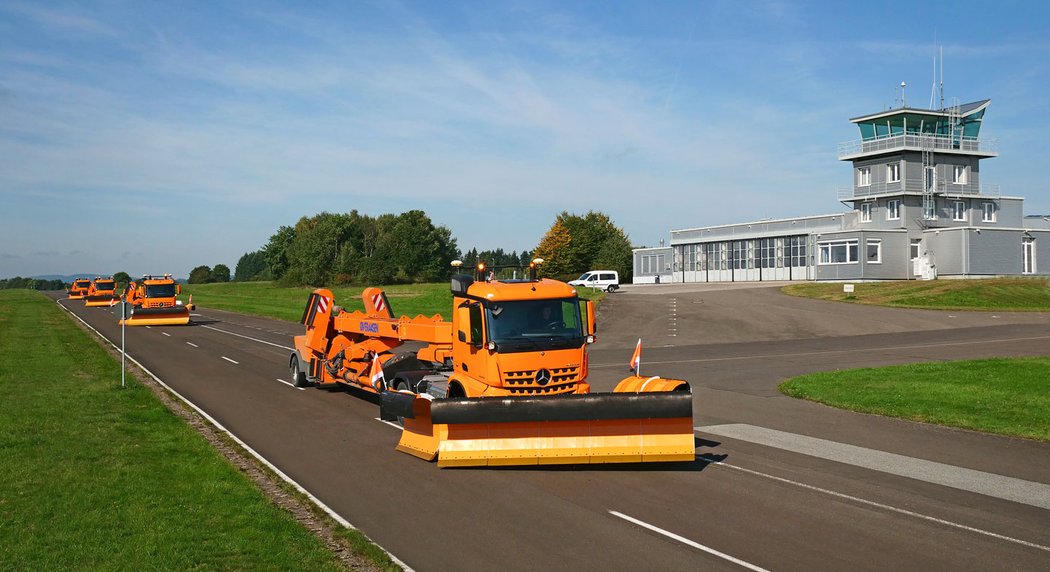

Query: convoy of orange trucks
[291,261,694,467]
[63,260,695,469]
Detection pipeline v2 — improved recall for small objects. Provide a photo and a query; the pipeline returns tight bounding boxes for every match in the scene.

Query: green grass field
[0,290,355,570]
[779,357,1050,441]
[182,280,603,323]
[782,277,1050,311]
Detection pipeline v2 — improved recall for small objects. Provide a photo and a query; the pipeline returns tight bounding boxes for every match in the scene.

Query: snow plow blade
[119,306,190,326]
[384,391,695,467]
[85,295,119,307]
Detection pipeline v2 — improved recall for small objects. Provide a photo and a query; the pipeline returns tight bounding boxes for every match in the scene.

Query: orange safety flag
[629,338,641,373]
[370,353,385,389]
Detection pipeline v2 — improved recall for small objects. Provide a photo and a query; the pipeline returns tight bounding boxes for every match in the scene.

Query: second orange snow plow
[291,263,695,467]
[85,277,119,307]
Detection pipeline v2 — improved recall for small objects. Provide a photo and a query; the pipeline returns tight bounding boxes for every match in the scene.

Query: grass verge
[782,277,1050,311]
[182,280,603,323]
[0,290,392,570]
[779,357,1050,441]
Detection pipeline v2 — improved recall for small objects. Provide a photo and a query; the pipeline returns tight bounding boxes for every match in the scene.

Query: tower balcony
[838,133,998,160]
[838,182,1001,202]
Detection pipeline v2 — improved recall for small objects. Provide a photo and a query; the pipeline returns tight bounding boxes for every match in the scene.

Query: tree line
[0,277,67,290]
[220,208,633,287]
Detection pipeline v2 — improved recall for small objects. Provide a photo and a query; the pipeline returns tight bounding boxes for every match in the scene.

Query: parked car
[568,270,620,292]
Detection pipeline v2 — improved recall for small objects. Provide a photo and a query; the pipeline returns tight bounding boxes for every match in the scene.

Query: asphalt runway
[49,287,1050,571]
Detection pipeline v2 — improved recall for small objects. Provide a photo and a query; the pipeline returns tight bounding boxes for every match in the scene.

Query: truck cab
[448,275,595,398]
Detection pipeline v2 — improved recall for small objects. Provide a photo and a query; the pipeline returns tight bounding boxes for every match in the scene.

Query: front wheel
[290,355,309,387]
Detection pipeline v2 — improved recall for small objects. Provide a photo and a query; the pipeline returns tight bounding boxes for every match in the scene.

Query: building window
[759,238,776,269]
[954,165,967,184]
[866,240,882,264]
[786,236,807,267]
[860,202,872,222]
[818,240,859,265]
[857,166,871,187]
[953,201,966,221]
[982,202,996,222]
[887,162,901,183]
[887,199,901,220]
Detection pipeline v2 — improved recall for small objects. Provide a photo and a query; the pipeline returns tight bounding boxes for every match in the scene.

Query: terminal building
[634,98,1050,283]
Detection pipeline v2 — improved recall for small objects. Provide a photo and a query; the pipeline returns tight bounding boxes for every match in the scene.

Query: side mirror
[585,300,596,336]
[176,284,181,295]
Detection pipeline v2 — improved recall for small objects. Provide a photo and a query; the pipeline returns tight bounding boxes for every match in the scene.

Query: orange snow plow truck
[85,277,119,307]
[291,263,695,468]
[68,278,91,300]
[120,274,191,326]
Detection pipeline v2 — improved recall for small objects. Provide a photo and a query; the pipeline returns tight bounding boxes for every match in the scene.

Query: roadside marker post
[113,299,129,388]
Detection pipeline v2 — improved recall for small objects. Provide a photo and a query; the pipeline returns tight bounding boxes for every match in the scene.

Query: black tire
[606,285,616,293]
[290,355,309,387]
[392,378,413,426]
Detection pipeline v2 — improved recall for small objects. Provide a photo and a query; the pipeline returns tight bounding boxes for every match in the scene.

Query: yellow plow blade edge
[119,307,190,326]
[384,392,695,468]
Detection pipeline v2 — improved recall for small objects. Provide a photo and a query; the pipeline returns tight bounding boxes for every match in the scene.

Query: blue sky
[2,0,1048,279]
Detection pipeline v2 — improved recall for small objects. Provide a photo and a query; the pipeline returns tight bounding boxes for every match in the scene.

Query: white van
[568,270,620,292]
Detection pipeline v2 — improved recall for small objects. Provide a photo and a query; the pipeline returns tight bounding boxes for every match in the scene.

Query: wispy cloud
[1,2,116,37]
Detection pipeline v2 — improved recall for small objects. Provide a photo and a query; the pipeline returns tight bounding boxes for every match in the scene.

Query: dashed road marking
[186,342,198,348]
[374,417,403,430]
[162,332,171,337]
[609,511,770,571]
[276,378,306,391]
[221,356,239,365]
[201,324,294,351]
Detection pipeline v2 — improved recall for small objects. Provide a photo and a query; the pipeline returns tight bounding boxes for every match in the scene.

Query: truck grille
[502,367,579,395]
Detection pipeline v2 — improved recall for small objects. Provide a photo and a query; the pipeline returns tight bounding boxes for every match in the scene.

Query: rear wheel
[290,355,309,387]
[606,285,616,293]
[392,378,413,426]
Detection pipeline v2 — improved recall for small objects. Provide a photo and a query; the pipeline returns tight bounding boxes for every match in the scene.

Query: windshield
[145,283,177,298]
[73,281,90,288]
[485,297,584,352]
[94,281,114,290]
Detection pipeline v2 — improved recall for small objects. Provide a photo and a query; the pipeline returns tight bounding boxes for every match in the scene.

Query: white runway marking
[161,332,171,337]
[186,342,198,348]
[590,334,1050,369]
[374,417,402,430]
[221,356,239,365]
[701,456,1050,554]
[276,378,306,391]
[609,511,770,571]
[201,324,294,351]
[699,423,1050,511]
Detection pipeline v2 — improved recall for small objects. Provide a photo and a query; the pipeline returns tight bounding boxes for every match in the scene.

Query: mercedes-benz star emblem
[534,369,551,386]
